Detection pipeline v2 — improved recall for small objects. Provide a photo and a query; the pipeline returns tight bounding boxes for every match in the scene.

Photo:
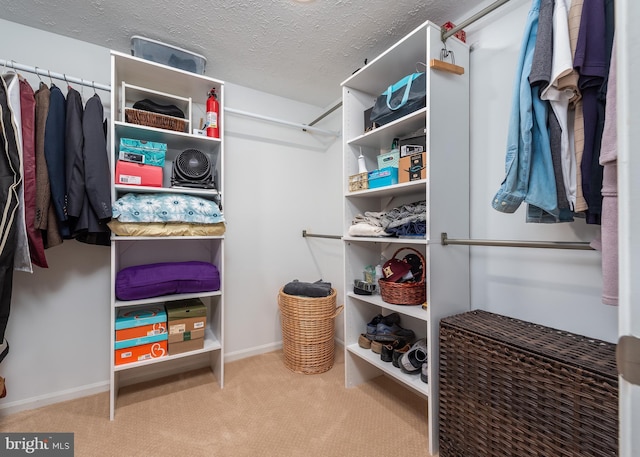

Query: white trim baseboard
[0,381,109,417]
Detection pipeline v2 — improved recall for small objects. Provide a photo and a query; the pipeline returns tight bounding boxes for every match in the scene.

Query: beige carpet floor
[0,349,429,457]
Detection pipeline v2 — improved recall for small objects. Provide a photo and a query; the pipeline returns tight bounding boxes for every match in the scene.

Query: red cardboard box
[115,160,163,187]
[115,322,167,341]
[115,340,167,365]
[442,21,466,43]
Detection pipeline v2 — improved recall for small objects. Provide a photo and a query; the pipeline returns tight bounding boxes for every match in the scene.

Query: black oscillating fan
[171,149,216,189]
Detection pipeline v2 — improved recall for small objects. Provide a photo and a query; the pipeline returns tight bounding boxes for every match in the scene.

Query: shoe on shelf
[399,339,427,374]
[392,343,411,368]
[358,333,372,349]
[366,314,383,336]
[365,313,401,340]
[370,340,383,354]
[421,361,428,383]
[380,338,407,363]
[371,322,415,342]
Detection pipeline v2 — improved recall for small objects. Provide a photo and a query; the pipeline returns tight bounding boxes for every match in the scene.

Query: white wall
[0,18,344,414]
[464,0,617,343]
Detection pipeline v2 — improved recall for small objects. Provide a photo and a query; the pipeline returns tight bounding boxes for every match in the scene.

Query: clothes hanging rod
[441,0,511,42]
[307,100,342,127]
[225,107,340,137]
[441,232,594,251]
[302,230,342,240]
[0,58,111,92]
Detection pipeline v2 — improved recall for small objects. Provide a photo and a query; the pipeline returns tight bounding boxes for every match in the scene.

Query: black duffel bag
[370,72,426,126]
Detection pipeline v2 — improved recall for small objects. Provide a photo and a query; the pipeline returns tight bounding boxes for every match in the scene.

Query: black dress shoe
[381,339,407,363]
[381,344,394,362]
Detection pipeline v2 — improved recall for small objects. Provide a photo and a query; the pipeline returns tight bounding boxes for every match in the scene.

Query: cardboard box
[119,138,167,167]
[398,152,426,183]
[165,298,207,337]
[114,332,168,350]
[115,341,167,365]
[168,328,205,344]
[115,322,167,342]
[377,150,399,170]
[115,305,167,330]
[168,338,204,356]
[115,160,163,187]
[399,134,426,157]
[368,167,399,189]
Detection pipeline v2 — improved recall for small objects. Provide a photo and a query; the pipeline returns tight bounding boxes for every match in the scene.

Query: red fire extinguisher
[206,88,220,138]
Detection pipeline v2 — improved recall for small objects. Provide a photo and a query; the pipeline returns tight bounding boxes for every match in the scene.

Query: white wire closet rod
[1,58,111,92]
[225,107,340,137]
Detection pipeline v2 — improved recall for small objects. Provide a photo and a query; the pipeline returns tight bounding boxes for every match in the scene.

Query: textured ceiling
[0,0,479,107]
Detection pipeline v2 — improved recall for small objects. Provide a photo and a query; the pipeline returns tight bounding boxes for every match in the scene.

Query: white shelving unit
[109,51,225,420]
[341,21,470,454]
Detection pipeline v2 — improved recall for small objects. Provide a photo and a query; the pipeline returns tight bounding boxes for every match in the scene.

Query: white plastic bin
[131,36,206,74]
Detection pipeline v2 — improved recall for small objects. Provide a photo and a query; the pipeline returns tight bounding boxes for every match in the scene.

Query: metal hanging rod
[225,107,340,137]
[442,0,512,42]
[441,232,594,251]
[302,230,342,240]
[307,100,342,127]
[0,58,111,92]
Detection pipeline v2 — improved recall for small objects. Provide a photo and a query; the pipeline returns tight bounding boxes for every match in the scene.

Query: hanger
[34,66,43,83]
[430,42,465,76]
[63,73,72,91]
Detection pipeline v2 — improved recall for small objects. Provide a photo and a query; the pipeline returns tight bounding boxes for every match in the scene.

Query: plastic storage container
[131,36,206,74]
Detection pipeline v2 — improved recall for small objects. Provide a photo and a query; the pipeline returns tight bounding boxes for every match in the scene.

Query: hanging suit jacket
[65,87,85,232]
[73,93,111,246]
[19,78,47,268]
[34,82,62,250]
[44,84,70,239]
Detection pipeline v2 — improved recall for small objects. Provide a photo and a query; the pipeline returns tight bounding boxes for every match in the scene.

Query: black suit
[73,93,111,245]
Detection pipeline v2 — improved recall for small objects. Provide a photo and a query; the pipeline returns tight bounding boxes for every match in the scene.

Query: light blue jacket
[492,0,559,219]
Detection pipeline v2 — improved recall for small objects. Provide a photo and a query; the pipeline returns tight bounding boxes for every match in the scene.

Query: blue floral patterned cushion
[112,193,225,224]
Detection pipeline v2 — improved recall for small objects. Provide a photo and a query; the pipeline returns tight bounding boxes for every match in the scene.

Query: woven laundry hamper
[439,310,618,457]
[278,288,343,374]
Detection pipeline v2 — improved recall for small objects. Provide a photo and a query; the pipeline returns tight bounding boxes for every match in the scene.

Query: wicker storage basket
[439,310,618,457]
[378,247,426,305]
[278,288,343,374]
[125,108,187,133]
[348,172,369,192]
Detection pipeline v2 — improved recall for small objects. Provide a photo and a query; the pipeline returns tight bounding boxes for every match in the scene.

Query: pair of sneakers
[397,338,427,374]
[365,313,415,342]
